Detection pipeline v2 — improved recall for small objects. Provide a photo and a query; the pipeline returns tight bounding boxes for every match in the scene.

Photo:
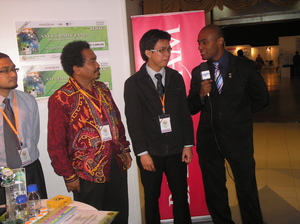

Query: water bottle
[27,184,41,218]
[15,194,28,222]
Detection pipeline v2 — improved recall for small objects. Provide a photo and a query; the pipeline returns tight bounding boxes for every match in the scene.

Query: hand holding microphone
[200,63,212,97]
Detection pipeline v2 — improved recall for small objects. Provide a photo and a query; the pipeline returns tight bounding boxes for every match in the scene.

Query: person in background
[124,29,194,224]
[0,52,47,204]
[188,25,269,224]
[255,54,264,72]
[292,50,300,77]
[47,41,132,224]
[237,49,245,58]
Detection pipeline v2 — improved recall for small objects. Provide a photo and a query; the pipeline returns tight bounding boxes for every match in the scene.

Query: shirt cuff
[184,145,193,148]
[138,151,148,156]
[64,173,78,183]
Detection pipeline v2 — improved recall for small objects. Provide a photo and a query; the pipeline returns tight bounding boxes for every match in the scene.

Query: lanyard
[69,78,116,144]
[69,77,104,119]
[159,94,166,114]
[0,93,21,142]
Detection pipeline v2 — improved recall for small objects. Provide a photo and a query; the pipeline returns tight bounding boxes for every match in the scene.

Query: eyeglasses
[0,68,20,75]
[150,48,172,54]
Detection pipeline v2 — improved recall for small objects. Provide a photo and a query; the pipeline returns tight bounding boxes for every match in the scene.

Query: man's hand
[65,178,80,193]
[182,147,193,164]
[140,154,155,171]
[200,80,212,98]
[124,152,132,169]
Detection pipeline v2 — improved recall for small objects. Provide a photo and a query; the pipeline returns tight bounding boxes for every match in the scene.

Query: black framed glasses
[150,48,172,54]
[0,68,20,75]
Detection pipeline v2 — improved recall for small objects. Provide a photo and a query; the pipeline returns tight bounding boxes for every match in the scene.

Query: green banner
[17,26,108,55]
[22,63,112,98]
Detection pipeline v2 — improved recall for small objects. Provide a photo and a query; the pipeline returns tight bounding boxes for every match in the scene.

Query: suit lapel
[220,53,236,94]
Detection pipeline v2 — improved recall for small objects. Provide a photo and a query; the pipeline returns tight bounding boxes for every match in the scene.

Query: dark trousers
[0,159,48,205]
[294,65,300,77]
[137,153,191,224]
[73,157,128,224]
[199,155,263,224]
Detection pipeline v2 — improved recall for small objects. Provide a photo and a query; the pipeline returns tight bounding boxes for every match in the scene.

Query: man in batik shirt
[47,41,132,224]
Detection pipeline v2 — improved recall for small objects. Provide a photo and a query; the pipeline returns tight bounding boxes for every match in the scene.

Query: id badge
[100,124,112,141]
[19,147,32,166]
[158,114,172,133]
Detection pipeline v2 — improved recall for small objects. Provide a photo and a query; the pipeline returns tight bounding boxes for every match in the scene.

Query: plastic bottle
[27,184,41,218]
[15,194,28,222]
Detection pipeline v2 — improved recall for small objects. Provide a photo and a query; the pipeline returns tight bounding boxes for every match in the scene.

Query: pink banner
[131,11,209,220]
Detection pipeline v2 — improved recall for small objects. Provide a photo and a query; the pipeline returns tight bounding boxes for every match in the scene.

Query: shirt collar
[146,63,166,80]
[0,90,13,105]
[215,50,229,70]
[69,77,97,93]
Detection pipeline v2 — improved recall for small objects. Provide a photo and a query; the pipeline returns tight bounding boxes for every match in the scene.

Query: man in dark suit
[124,29,194,224]
[188,25,268,224]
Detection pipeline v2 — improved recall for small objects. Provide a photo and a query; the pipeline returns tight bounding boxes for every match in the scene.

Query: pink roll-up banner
[131,11,209,222]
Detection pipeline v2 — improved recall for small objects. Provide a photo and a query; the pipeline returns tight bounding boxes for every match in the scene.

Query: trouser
[73,157,128,224]
[137,153,191,224]
[199,155,263,224]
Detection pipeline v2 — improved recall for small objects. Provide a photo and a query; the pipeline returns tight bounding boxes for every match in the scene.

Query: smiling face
[0,57,18,97]
[146,39,171,72]
[197,26,225,61]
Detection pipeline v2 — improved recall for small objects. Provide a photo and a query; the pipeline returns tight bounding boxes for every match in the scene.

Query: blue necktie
[213,62,223,94]
[154,73,165,97]
[3,98,22,168]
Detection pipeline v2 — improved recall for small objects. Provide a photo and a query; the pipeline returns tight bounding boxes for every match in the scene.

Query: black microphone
[200,62,211,96]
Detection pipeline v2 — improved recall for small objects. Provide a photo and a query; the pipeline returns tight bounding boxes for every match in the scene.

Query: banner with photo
[15,20,113,97]
[21,61,112,98]
[15,20,109,62]
[131,11,209,221]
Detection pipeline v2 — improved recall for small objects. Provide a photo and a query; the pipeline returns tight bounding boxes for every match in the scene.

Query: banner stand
[131,11,209,222]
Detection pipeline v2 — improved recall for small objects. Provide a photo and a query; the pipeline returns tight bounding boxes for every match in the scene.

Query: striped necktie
[213,62,223,94]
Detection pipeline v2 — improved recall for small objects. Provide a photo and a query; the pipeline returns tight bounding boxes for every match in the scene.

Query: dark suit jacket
[188,52,269,159]
[124,63,194,156]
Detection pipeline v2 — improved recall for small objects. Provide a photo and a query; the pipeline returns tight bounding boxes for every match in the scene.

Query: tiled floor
[227,122,300,224]
[252,68,300,123]
[196,68,300,224]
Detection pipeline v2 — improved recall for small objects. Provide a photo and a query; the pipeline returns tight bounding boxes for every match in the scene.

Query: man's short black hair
[0,52,10,60]
[139,29,171,62]
[60,41,90,76]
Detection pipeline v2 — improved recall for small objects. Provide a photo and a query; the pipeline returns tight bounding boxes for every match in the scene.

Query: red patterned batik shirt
[47,77,130,183]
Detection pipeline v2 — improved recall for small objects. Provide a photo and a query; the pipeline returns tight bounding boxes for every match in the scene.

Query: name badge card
[158,114,172,133]
[20,147,32,165]
[100,125,112,141]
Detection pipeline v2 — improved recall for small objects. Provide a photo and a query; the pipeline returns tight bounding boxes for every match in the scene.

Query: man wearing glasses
[124,29,194,224]
[0,53,47,205]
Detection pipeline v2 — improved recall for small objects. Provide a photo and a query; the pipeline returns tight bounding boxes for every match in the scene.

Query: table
[39,199,118,224]
[41,199,97,211]
[1,199,117,224]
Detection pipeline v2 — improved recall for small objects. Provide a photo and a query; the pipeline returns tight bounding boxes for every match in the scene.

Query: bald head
[201,25,224,40]
[197,24,225,61]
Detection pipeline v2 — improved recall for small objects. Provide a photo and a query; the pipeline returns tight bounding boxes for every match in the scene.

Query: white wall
[251,46,279,67]
[226,44,279,68]
[0,0,141,223]
[278,35,300,77]
[279,35,300,65]
[225,44,252,58]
